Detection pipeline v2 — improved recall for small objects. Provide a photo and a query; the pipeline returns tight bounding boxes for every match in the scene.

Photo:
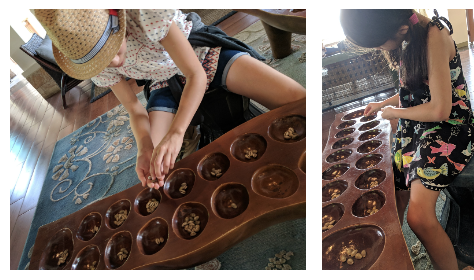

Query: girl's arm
[364,93,399,116]
[382,26,454,122]
[381,93,400,107]
[110,79,155,186]
[149,21,207,186]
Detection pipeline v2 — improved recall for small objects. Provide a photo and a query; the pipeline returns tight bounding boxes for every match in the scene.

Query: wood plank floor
[9,11,259,270]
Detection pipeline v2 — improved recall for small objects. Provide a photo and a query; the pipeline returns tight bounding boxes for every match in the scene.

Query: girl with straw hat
[35,9,306,189]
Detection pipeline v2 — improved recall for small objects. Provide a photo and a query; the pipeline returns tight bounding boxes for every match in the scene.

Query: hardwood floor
[9,11,259,270]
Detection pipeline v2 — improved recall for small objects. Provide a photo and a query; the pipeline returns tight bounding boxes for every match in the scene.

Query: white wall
[10,26,40,76]
[448,9,469,45]
[10,8,46,76]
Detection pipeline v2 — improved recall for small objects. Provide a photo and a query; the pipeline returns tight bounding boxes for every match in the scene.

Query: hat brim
[52,9,126,80]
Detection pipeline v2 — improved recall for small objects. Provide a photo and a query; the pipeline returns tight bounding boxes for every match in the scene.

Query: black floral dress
[392,16,474,191]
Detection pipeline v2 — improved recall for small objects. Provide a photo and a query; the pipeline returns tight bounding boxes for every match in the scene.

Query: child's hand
[364,102,384,116]
[136,146,153,187]
[149,131,184,188]
[381,106,397,120]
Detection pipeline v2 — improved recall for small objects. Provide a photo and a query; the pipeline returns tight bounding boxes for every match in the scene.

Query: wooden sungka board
[29,98,306,270]
[322,107,413,270]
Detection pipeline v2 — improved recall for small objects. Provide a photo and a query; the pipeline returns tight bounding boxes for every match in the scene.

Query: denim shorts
[146,48,249,114]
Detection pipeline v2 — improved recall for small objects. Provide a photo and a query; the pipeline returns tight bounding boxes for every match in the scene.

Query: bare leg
[395,190,410,226]
[407,179,457,269]
[225,55,305,110]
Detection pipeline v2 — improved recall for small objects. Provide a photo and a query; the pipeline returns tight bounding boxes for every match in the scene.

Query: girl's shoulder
[426,22,456,62]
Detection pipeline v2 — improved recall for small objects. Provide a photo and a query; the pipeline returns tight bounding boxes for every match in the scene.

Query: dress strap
[428,9,453,35]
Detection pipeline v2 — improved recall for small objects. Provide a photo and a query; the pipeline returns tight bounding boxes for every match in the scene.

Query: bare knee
[407,201,438,236]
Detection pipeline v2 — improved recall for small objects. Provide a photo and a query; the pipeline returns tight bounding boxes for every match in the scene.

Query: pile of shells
[284,127,298,140]
[244,148,258,159]
[89,261,97,270]
[117,248,128,261]
[331,191,340,200]
[146,198,159,213]
[340,248,366,265]
[179,183,188,195]
[155,237,165,245]
[210,168,222,178]
[265,250,294,270]
[366,200,378,216]
[322,220,335,231]
[114,210,128,226]
[182,213,201,236]
[57,249,68,266]
[367,206,379,216]
[368,178,379,188]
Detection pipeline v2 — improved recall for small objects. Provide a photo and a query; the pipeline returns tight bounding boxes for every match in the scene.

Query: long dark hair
[340,9,429,91]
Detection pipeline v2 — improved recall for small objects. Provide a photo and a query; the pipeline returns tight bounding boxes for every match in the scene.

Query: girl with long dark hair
[341,9,474,269]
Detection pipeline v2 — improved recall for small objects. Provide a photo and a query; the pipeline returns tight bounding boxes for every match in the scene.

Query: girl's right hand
[364,101,384,116]
[136,146,154,187]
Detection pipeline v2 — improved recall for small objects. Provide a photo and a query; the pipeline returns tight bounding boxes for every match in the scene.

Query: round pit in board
[230,133,267,162]
[298,151,306,173]
[342,109,365,120]
[358,120,380,131]
[163,168,196,199]
[39,228,74,270]
[332,137,354,149]
[352,190,386,218]
[76,212,101,241]
[360,114,377,122]
[357,140,382,153]
[104,231,132,269]
[337,120,356,129]
[355,169,386,189]
[71,245,101,270]
[137,218,168,255]
[212,183,249,219]
[172,202,208,240]
[134,187,162,216]
[355,154,383,169]
[268,115,306,143]
[358,129,382,141]
[197,153,230,181]
[322,225,385,270]
[251,164,299,199]
[326,149,352,163]
[335,128,355,138]
[322,180,348,202]
[105,200,131,229]
[322,163,350,181]
[322,203,344,232]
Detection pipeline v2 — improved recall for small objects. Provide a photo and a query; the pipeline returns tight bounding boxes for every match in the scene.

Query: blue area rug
[18,22,307,269]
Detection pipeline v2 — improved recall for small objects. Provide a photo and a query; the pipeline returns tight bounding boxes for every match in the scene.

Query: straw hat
[34,9,126,80]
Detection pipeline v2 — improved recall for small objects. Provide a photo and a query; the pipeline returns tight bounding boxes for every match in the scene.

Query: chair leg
[60,73,67,109]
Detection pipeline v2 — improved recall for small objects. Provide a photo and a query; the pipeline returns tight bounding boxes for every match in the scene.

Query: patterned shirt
[91,9,220,91]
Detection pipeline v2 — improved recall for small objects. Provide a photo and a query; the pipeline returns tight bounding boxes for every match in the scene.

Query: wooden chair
[19,33,83,109]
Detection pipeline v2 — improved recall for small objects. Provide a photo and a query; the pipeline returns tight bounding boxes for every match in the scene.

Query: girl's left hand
[381,106,398,120]
[149,131,183,189]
